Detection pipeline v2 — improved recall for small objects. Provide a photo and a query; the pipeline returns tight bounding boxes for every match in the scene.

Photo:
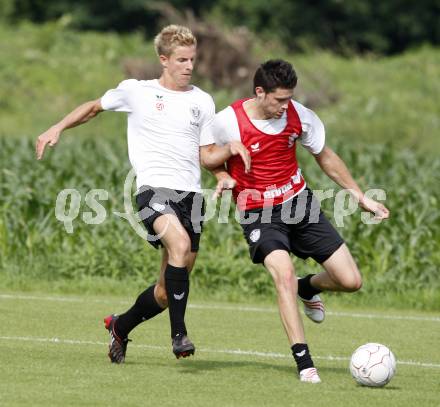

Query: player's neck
[244,98,272,120]
[158,74,192,92]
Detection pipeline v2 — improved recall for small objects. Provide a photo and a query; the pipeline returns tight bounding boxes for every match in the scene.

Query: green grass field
[1,22,439,406]
[1,292,439,407]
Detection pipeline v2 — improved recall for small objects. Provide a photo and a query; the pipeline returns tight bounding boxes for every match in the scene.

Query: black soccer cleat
[172,333,195,359]
[104,314,131,364]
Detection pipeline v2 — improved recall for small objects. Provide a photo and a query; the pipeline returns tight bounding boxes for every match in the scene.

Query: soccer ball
[349,343,396,387]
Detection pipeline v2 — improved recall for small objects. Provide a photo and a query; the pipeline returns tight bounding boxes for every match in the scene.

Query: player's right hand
[36,126,61,160]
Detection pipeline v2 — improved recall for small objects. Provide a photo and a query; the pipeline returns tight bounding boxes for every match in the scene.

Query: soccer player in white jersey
[210,59,390,383]
[35,25,249,363]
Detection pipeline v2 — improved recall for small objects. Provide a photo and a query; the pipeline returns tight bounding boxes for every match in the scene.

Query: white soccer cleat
[299,294,325,323]
[299,367,321,383]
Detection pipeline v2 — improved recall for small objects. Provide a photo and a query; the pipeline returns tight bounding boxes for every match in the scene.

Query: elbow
[200,145,218,170]
[200,157,216,170]
[199,153,209,169]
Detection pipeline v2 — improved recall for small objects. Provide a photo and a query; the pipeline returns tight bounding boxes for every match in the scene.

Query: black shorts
[240,187,344,264]
[136,186,205,252]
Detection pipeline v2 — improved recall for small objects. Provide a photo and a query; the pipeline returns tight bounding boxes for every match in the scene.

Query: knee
[168,239,191,263]
[340,271,362,292]
[273,269,297,293]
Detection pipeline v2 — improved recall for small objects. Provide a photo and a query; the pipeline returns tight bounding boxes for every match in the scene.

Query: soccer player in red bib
[211,60,390,383]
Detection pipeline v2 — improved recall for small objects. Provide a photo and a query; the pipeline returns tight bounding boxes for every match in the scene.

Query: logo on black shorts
[152,203,166,212]
[250,229,261,243]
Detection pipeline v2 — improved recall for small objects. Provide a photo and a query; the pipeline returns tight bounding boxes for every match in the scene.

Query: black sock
[298,274,322,300]
[292,343,314,372]
[165,264,189,338]
[115,284,165,338]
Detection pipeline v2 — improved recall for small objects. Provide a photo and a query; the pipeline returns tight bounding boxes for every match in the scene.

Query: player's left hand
[228,141,251,173]
[212,176,236,199]
[359,196,390,220]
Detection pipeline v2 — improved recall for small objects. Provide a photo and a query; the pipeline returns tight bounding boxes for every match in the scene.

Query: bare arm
[36,98,103,160]
[200,141,251,173]
[314,146,390,219]
[314,146,363,197]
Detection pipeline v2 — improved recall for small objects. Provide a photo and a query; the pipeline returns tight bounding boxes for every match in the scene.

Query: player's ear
[159,54,168,68]
[255,87,266,100]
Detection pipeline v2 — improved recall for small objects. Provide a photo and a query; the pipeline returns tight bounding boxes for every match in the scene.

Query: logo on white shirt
[155,94,164,111]
[190,105,201,127]
[190,105,201,120]
[250,142,260,152]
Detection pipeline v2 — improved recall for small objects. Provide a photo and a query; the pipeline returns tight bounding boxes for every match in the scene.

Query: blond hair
[154,25,197,57]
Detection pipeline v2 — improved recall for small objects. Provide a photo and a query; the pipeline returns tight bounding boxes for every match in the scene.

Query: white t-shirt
[101,79,215,192]
[213,100,325,155]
